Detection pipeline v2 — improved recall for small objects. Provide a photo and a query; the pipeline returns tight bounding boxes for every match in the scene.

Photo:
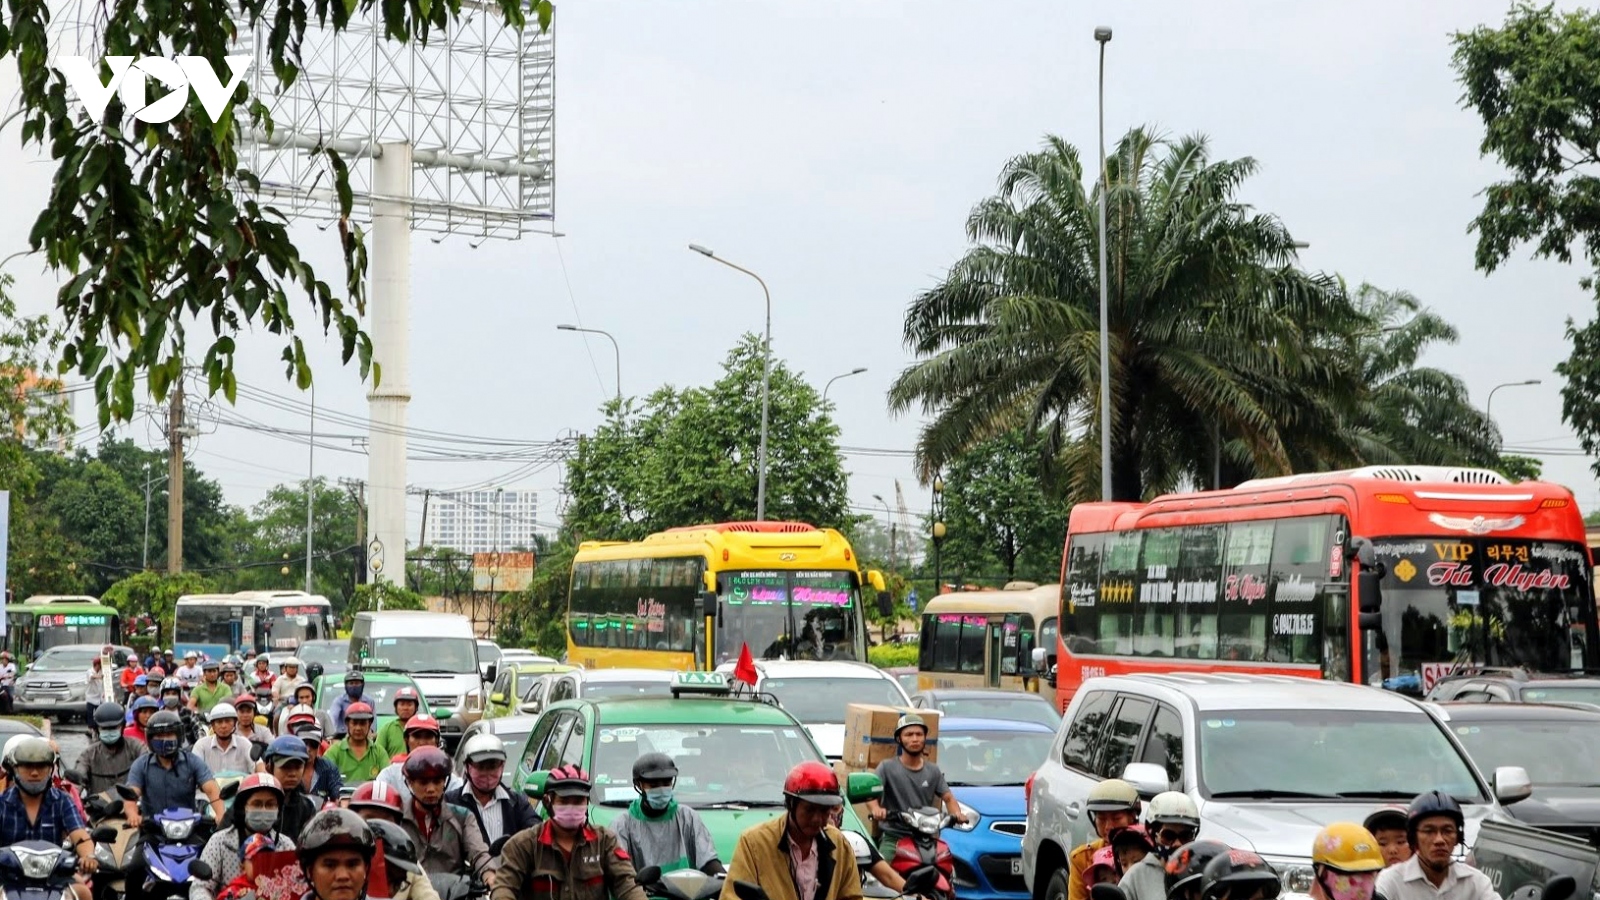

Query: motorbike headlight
[162,819,194,841]
[94,844,115,867]
[1261,858,1316,897]
[949,802,979,832]
[14,847,59,880]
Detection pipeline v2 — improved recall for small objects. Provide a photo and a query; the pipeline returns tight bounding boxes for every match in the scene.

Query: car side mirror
[485,664,498,685]
[1494,765,1533,804]
[490,693,507,705]
[522,771,550,800]
[845,771,883,804]
[1121,762,1170,797]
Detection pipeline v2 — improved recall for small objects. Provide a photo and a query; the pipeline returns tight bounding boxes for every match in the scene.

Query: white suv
[1021,673,1530,900]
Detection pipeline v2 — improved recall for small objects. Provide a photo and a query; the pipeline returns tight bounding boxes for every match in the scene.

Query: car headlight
[464,690,483,712]
[14,847,59,880]
[162,819,194,841]
[1261,858,1316,896]
[950,802,979,832]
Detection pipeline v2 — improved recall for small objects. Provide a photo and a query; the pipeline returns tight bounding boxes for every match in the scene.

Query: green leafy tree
[103,571,218,647]
[564,335,854,539]
[86,438,237,572]
[934,430,1070,584]
[345,582,426,623]
[888,129,1364,502]
[226,478,359,606]
[1452,6,1600,477]
[0,0,553,426]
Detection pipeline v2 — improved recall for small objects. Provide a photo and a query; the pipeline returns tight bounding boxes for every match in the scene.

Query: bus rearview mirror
[876,592,894,618]
[699,591,718,620]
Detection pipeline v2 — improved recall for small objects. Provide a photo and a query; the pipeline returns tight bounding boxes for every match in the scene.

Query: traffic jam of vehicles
[0,470,1593,900]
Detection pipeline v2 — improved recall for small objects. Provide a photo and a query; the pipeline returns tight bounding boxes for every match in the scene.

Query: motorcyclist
[494,764,647,900]
[124,695,160,744]
[1123,791,1202,900]
[175,650,204,688]
[190,773,299,900]
[1197,848,1281,900]
[367,818,446,900]
[720,761,862,900]
[125,674,150,718]
[123,710,225,828]
[610,751,722,875]
[120,657,145,704]
[157,676,202,746]
[295,722,344,806]
[399,746,491,878]
[444,734,539,852]
[1374,791,1501,900]
[297,808,376,900]
[376,714,445,798]
[1067,778,1142,900]
[0,737,95,899]
[329,670,374,737]
[0,650,17,714]
[261,734,322,840]
[376,686,423,759]
[248,654,275,691]
[76,701,146,796]
[143,647,162,671]
[194,702,255,774]
[1165,841,1232,900]
[350,780,407,824]
[218,661,244,698]
[160,648,176,673]
[865,713,965,859]
[271,657,306,705]
[233,695,274,750]
[191,659,233,715]
[1310,823,1385,900]
[1363,806,1412,869]
[325,702,386,784]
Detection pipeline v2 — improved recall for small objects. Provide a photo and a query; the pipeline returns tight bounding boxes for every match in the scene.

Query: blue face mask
[644,787,674,809]
[345,684,363,699]
[150,737,180,758]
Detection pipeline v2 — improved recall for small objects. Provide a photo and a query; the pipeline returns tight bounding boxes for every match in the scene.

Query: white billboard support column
[367,142,412,587]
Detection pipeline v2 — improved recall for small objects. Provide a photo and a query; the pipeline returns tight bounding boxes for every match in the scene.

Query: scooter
[83,790,138,900]
[0,840,79,900]
[427,837,509,900]
[115,785,211,900]
[733,869,937,900]
[888,808,955,900]
[635,865,727,900]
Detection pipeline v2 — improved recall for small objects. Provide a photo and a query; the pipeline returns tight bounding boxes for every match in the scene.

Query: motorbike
[1508,876,1578,900]
[83,790,138,900]
[733,872,937,900]
[635,865,727,900]
[427,837,509,900]
[115,784,212,900]
[888,808,954,900]
[0,840,79,900]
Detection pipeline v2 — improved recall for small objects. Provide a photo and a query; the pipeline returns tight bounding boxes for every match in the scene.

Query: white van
[348,611,486,743]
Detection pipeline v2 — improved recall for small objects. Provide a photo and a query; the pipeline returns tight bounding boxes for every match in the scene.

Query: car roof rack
[1436,664,1531,682]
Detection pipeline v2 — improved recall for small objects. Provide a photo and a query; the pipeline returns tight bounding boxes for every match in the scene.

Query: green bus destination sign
[40,614,109,627]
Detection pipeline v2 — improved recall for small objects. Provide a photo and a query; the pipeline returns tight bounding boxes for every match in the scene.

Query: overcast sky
[0,1,1595,546]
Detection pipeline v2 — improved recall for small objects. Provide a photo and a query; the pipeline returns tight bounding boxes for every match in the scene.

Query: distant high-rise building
[423,489,539,554]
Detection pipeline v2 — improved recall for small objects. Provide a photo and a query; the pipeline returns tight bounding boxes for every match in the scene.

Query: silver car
[16,645,117,721]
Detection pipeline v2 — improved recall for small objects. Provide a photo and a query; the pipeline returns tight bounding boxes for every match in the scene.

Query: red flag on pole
[733,643,759,686]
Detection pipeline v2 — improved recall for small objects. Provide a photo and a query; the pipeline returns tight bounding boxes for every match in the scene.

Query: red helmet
[235,773,286,809]
[783,761,843,807]
[401,746,451,783]
[546,764,591,798]
[350,780,404,816]
[344,702,375,721]
[403,714,440,736]
[393,687,420,707]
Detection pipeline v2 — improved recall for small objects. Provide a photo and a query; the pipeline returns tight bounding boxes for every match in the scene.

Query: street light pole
[556,324,622,403]
[690,243,773,521]
[822,367,868,404]
[305,381,315,594]
[1486,379,1543,448]
[1095,26,1113,502]
[931,476,946,595]
[142,465,169,569]
[872,493,895,573]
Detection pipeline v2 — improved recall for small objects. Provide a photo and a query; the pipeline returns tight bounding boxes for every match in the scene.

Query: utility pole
[167,379,186,573]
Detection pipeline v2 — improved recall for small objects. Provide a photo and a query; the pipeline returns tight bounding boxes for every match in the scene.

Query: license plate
[1010,859,1024,876]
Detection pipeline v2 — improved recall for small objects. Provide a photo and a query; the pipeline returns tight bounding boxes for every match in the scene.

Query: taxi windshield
[590,723,824,808]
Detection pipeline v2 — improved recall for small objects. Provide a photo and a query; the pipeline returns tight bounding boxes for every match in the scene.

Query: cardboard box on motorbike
[842,704,939,770]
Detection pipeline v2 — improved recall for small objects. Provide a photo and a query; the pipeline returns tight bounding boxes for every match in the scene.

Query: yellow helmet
[1312,823,1386,873]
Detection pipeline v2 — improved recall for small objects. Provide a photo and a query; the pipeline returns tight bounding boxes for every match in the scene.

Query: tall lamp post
[1095,25,1113,502]
[823,367,867,404]
[931,476,946,595]
[1486,379,1542,448]
[689,243,773,520]
[556,324,622,403]
[305,381,316,594]
[872,493,895,573]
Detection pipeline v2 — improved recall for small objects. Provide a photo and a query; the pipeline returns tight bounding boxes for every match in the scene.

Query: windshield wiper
[597,799,632,808]
[1334,790,1423,800]
[1208,789,1342,800]
[695,800,786,810]
[408,669,466,675]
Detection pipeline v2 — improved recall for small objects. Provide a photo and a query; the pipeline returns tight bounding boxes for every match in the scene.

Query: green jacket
[375,719,408,761]
[325,738,387,784]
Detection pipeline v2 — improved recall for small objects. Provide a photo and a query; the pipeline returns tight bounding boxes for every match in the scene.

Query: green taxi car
[312,668,435,734]
[512,671,881,861]
[485,661,577,720]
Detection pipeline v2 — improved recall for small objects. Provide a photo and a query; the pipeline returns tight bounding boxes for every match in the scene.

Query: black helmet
[147,710,183,736]
[1165,840,1232,900]
[1405,790,1465,847]
[93,702,126,730]
[1199,849,1281,900]
[632,752,678,782]
[367,819,422,874]
[296,809,376,870]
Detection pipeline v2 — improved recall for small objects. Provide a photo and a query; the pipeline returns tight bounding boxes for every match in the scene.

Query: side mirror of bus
[699,592,719,620]
[876,592,894,618]
[1350,537,1385,630]
[867,570,887,593]
[1031,647,1047,672]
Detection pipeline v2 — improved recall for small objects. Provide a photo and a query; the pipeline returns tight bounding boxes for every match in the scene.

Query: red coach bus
[1043,465,1599,708]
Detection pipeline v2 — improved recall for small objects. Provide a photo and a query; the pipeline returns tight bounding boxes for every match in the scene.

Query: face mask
[644,787,674,809]
[244,810,278,834]
[162,695,180,709]
[150,737,180,758]
[468,768,502,794]
[17,776,49,796]
[1320,871,1377,900]
[551,804,588,830]
[344,685,362,699]
[99,730,122,747]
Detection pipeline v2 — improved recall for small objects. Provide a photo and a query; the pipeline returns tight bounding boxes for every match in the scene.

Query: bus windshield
[35,612,115,652]
[177,606,243,650]
[265,604,330,651]
[718,570,863,664]
[1373,538,1594,680]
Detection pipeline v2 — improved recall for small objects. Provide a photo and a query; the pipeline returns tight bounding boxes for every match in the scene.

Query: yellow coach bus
[917,582,1059,692]
[567,521,886,671]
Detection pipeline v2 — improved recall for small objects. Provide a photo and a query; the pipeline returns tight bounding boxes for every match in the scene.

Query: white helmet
[208,702,239,723]
[1146,790,1200,828]
[460,733,507,766]
[2,734,32,768]
[284,657,303,668]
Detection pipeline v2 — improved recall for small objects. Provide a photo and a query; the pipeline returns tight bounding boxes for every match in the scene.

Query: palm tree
[889,128,1366,501]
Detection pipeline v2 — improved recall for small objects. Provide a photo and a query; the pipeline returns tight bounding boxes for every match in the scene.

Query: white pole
[1096,29,1113,502]
[305,382,315,594]
[368,142,412,587]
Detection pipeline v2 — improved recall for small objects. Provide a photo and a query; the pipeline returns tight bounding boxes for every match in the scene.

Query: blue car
[937,716,1055,900]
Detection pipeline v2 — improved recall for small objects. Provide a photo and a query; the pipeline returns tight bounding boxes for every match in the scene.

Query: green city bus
[5,595,123,669]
